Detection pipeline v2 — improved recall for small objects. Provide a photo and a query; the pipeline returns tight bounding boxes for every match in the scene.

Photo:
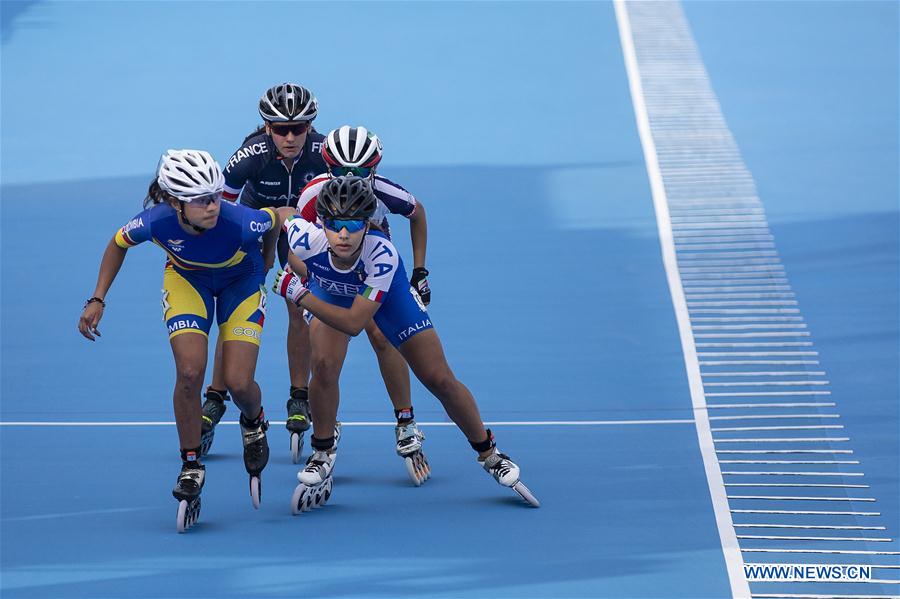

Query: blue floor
[2,2,897,598]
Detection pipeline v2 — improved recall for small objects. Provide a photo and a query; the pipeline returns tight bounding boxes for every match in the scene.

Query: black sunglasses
[270,122,310,137]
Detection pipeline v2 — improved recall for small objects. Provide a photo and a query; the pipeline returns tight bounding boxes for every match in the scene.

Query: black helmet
[316,176,377,221]
[258,83,318,122]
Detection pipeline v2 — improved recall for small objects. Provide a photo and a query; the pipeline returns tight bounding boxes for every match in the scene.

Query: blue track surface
[2,2,897,597]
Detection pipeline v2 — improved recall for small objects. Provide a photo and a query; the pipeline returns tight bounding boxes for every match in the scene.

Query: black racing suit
[223,129,327,265]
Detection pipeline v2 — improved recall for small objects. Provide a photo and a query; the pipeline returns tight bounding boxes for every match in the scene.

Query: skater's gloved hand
[410,267,430,305]
[273,269,310,305]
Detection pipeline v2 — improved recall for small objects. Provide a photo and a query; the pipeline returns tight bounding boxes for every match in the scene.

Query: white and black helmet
[258,83,318,123]
[322,126,383,169]
[156,149,224,201]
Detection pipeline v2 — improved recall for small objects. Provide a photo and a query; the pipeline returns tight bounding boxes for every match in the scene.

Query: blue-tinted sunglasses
[323,218,367,234]
[330,166,372,178]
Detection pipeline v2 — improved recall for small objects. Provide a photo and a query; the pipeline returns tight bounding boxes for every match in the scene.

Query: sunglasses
[323,218,367,234]
[329,165,373,178]
[191,193,221,206]
[270,122,310,137]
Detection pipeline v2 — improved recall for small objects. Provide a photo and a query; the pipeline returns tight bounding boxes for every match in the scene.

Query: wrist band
[85,297,106,308]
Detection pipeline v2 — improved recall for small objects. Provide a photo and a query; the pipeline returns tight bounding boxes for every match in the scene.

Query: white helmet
[323,126,383,169]
[156,149,224,201]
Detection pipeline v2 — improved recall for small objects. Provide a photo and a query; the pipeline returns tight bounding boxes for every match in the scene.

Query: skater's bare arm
[261,210,281,272]
[78,237,127,341]
[409,201,427,270]
[286,253,308,279]
[298,295,380,337]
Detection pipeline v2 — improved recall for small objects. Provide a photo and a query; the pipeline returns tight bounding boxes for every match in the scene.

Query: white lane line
[698,352,819,357]
[691,308,800,318]
[686,304,806,310]
[732,510,880,516]
[696,344,814,348]
[737,535,892,542]
[676,243,777,250]
[708,415,840,421]
[695,332,811,339]
[725,484,869,489]
[614,2,749,596]
[0,418,697,427]
[713,438,850,443]
[721,472,864,477]
[714,426,844,432]
[691,301,800,308]
[691,304,800,309]
[691,316,802,321]
[706,391,831,397]
[751,593,900,598]
[706,404,836,409]
[742,549,899,556]
[701,361,821,366]
[727,496,874,502]
[720,460,856,464]
[734,524,885,530]
[702,372,824,377]
[705,382,830,387]
[681,266,786,274]
[716,449,853,455]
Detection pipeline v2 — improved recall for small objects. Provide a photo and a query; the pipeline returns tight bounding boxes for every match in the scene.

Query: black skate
[286,389,311,464]
[240,408,269,509]
[200,387,229,457]
[173,462,205,532]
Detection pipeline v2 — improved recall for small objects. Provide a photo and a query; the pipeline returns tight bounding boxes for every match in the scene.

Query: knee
[311,356,341,386]
[223,374,255,399]
[420,368,457,399]
[175,365,204,392]
[368,330,392,354]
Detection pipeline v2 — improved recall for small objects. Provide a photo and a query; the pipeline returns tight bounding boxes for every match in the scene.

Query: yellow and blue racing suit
[114,201,276,345]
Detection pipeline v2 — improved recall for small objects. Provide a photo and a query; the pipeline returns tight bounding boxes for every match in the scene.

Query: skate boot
[473,429,539,507]
[240,407,269,510]
[395,420,430,486]
[173,453,205,533]
[286,387,311,464]
[292,436,336,515]
[200,387,229,457]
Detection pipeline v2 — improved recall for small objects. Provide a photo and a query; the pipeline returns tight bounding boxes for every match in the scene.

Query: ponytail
[242,125,267,145]
[143,179,175,209]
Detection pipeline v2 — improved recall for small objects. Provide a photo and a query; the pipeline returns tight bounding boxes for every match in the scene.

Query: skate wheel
[404,452,430,486]
[404,456,421,486]
[333,422,342,447]
[292,483,315,515]
[176,499,188,533]
[311,477,332,509]
[290,432,303,464]
[512,481,540,508]
[200,429,214,458]
[291,478,333,515]
[250,476,262,510]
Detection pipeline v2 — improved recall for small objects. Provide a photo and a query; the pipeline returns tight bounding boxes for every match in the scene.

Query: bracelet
[295,289,310,306]
[85,297,106,308]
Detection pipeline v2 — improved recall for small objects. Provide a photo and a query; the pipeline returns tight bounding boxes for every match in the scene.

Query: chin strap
[177,205,207,233]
